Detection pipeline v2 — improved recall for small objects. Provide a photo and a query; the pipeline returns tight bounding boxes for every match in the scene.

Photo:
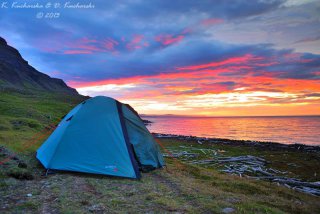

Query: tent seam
[116,101,141,179]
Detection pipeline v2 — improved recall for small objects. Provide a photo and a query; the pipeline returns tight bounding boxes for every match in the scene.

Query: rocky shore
[142,119,153,125]
[153,133,320,153]
[155,133,320,196]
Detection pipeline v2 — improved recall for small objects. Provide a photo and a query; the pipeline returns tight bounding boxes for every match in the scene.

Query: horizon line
[141,114,320,117]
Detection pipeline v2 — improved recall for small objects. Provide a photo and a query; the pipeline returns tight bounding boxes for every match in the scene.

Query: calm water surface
[143,116,320,146]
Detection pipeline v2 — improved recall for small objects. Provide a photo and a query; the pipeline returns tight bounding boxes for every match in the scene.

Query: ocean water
[142,116,320,146]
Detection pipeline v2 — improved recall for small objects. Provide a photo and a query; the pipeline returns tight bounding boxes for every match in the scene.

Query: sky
[1,0,320,116]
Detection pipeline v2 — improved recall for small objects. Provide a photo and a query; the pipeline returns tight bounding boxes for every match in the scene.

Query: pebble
[222,207,235,213]
[88,204,105,212]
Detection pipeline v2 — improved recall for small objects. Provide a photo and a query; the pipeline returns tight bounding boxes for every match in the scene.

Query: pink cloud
[37,35,121,55]
[126,35,147,50]
[177,54,257,70]
[132,35,144,44]
[155,34,184,46]
[63,50,93,54]
[102,38,119,51]
[66,37,120,54]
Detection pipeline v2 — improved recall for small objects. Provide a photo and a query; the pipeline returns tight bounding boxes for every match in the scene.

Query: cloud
[60,40,320,86]
[294,35,320,44]
[176,54,259,71]
[126,34,147,50]
[1,0,319,115]
[63,50,92,55]
[155,34,184,46]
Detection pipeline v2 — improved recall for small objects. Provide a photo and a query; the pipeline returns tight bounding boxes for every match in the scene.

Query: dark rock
[153,133,320,153]
[7,171,34,180]
[142,119,153,125]
[80,200,90,206]
[18,162,28,168]
[11,156,19,161]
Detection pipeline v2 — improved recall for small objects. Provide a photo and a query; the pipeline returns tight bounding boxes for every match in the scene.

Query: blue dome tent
[36,96,165,179]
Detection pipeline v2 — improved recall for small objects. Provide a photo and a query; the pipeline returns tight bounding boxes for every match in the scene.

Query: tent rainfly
[36,96,165,179]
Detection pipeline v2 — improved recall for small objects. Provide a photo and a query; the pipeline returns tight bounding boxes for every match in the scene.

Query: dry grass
[1,145,319,213]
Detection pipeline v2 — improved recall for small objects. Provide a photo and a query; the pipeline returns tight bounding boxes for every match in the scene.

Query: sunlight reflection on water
[143,116,320,145]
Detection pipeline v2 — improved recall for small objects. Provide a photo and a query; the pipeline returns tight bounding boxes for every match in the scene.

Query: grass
[0,91,86,152]
[2,152,320,213]
[0,90,319,213]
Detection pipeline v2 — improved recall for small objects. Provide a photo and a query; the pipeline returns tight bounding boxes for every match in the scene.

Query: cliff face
[0,37,78,94]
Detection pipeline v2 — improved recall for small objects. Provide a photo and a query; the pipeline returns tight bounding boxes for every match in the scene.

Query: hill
[0,37,77,94]
[0,36,86,152]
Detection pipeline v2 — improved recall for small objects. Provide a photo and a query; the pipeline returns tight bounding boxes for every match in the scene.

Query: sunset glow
[1,0,319,116]
[73,51,320,115]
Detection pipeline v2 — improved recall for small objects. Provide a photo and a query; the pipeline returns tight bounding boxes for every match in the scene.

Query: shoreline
[156,134,320,196]
[153,132,320,153]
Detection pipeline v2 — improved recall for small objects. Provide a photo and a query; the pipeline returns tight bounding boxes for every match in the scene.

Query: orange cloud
[69,53,320,116]
[176,54,262,70]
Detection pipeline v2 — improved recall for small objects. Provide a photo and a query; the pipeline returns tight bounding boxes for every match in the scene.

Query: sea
[142,115,320,146]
